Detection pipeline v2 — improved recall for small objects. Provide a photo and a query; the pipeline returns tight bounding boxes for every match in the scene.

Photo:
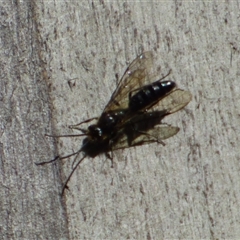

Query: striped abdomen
[129,81,176,112]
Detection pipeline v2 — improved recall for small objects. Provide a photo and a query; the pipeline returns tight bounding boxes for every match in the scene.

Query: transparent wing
[150,89,192,115]
[112,125,179,150]
[113,89,192,130]
[104,51,154,111]
[111,89,191,150]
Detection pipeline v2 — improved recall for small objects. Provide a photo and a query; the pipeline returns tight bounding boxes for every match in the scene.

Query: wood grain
[1,1,240,239]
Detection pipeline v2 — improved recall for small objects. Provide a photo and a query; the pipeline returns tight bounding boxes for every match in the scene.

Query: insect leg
[61,153,86,196]
[45,133,86,138]
[35,150,83,165]
[69,117,98,128]
[69,117,98,133]
[102,138,115,168]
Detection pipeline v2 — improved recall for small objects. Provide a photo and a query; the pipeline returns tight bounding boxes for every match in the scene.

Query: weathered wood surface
[1,1,239,239]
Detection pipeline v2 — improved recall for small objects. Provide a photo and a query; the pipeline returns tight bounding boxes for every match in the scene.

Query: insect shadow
[37,110,178,196]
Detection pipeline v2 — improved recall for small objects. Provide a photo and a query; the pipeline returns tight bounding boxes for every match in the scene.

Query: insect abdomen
[129,81,176,112]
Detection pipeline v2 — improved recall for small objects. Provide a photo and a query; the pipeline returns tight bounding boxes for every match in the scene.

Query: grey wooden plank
[1,1,239,239]
[0,1,69,239]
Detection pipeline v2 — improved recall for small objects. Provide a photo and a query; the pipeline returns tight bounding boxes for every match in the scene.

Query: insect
[37,51,192,195]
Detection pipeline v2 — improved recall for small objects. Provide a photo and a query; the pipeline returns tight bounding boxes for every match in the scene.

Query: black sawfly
[36,51,192,195]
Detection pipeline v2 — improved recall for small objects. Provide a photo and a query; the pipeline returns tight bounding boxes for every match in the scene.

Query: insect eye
[88,125,102,139]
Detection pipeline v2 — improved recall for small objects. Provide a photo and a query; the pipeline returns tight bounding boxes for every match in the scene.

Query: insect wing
[112,125,179,150]
[151,89,192,115]
[110,89,191,150]
[103,51,154,111]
